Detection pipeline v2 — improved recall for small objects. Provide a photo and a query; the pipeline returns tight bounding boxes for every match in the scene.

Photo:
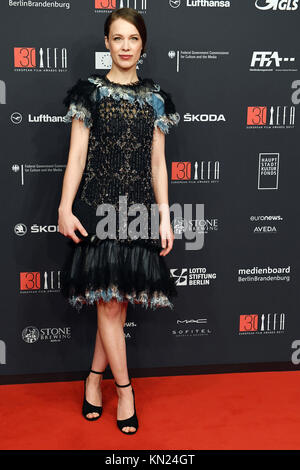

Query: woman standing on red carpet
[58,7,180,434]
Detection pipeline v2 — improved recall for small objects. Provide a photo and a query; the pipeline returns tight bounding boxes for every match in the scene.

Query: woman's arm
[151,126,174,256]
[58,118,90,243]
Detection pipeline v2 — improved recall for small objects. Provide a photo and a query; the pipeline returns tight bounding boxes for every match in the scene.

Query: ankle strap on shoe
[90,369,105,374]
[115,381,131,388]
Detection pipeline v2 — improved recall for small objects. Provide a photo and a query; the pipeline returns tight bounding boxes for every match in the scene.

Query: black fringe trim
[60,237,178,310]
[62,78,95,111]
[62,74,178,117]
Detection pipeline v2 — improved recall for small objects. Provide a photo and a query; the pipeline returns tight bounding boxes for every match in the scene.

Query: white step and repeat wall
[1,0,300,384]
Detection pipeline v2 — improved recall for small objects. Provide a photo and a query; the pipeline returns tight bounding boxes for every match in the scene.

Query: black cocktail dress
[60,72,180,312]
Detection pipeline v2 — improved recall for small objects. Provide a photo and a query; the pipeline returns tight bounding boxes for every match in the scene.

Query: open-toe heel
[82,369,105,421]
[115,380,139,435]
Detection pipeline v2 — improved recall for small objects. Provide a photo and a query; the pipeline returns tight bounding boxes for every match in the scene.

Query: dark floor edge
[1,361,300,385]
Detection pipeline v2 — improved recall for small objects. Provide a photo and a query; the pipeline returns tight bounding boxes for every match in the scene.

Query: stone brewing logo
[22,326,71,343]
[22,327,39,343]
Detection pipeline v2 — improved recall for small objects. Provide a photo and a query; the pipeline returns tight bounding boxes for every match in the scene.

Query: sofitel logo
[239,313,286,335]
[14,47,67,71]
[172,318,212,337]
[247,105,295,128]
[171,161,220,183]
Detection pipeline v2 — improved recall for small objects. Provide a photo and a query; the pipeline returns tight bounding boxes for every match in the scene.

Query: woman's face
[105,18,143,70]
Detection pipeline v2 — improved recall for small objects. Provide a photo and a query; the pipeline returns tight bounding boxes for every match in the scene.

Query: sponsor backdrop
[1,0,300,384]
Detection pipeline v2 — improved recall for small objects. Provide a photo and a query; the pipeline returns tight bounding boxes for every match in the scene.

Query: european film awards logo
[20,270,61,294]
[95,0,147,11]
[247,105,295,128]
[239,313,285,335]
[14,47,67,72]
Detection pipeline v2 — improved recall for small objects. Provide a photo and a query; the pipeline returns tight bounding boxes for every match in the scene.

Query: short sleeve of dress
[62,78,95,129]
[152,87,180,134]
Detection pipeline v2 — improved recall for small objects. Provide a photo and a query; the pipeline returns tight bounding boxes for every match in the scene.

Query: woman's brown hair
[104,7,147,56]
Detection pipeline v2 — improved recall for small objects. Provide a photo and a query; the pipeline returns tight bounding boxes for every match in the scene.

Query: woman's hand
[58,207,88,244]
[159,217,174,256]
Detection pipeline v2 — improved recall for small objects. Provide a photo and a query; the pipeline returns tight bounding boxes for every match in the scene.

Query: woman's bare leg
[97,298,136,433]
[84,299,129,419]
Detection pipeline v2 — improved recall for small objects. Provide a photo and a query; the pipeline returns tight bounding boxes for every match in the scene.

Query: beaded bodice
[62,72,180,246]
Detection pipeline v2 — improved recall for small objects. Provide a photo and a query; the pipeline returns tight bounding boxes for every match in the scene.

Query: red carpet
[0,371,299,450]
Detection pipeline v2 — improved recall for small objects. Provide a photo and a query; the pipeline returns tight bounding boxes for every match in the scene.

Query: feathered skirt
[60,234,178,312]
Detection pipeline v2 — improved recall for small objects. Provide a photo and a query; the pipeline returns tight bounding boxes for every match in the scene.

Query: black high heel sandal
[115,380,139,434]
[82,369,105,421]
